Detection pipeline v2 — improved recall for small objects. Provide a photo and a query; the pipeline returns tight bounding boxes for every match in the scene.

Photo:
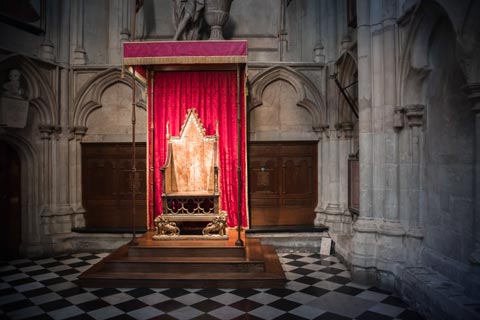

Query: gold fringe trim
[124,56,247,66]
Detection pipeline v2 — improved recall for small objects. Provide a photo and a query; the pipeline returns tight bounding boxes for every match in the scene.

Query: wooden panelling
[248,142,317,227]
[82,143,147,229]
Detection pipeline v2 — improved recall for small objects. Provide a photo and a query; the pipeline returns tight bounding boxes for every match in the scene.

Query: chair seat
[162,214,218,222]
[163,192,219,197]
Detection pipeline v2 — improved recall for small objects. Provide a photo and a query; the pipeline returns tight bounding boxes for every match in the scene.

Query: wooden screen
[82,143,147,229]
[248,142,317,227]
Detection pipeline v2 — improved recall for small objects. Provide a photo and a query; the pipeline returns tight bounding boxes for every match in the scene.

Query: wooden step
[101,258,266,273]
[79,271,286,288]
[128,246,246,258]
[78,231,286,288]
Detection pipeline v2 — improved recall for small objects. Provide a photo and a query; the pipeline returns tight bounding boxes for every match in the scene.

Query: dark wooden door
[82,143,147,229]
[248,142,317,227]
[0,142,21,258]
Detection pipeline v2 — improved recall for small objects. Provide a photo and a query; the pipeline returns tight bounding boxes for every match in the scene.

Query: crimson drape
[149,70,247,227]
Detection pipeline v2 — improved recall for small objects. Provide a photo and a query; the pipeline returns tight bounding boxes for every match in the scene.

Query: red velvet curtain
[149,70,247,227]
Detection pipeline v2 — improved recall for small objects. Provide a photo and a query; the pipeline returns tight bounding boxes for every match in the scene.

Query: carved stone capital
[463,82,480,113]
[73,47,87,65]
[313,124,329,139]
[340,122,355,139]
[40,38,55,61]
[334,123,342,138]
[333,122,355,139]
[52,125,62,140]
[404,104,425,127]
[470,248,480,265]
[68,126,87,141]
[313,42,325,64]
[341,33,352,52]
[393,106,405,129]
[39,124,56,140]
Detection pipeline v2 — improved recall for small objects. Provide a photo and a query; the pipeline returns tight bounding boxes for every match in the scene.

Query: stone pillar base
[19,242,44,258]
[71,212,86,229]
[42,214,74,235]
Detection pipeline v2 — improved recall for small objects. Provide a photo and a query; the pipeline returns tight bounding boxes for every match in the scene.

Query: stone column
[356,0,373,224]
[322,126,344,232]
[53,128,72,216]
[324,0,338,64]
[73,0,87,64]
[338,122,354,210]
[465,83,480,264]
[59,1,71,64]
[39,125,54,215]
[314,127,327,226]
[108,0,122,64]
[278,0,288,61]
[382,16,399,222]
[120,0,131,40]
[404,104,425,237]
[39,124,74,237]
[69,126,87,228]
[351,0,377,284]
[40,0,55,62]
[56,67,72,217]
[339,122,354,232]
[313,0,325,63]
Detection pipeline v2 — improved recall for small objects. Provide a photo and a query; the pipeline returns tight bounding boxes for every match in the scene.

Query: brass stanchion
[235,64,244,247]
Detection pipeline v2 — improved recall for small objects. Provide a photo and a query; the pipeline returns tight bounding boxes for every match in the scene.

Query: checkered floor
[0,252,425,320]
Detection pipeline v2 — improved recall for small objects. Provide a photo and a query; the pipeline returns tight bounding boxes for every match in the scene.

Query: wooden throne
[158,109,224,236]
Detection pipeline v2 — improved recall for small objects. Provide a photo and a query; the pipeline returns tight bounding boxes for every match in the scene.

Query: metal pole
[130,0,138,245]
[150,72,155,230]
[330,73,359,118]
[235,64,244,247]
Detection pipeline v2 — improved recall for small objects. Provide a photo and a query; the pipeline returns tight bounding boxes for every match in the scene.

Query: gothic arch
[0,54,58,124]
[249,65,327,130]
[72,68,146,127]
[335,49,358,123]
[399,1,465,106]
[0,133,42,256]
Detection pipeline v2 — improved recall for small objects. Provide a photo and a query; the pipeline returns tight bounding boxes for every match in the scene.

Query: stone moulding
[72,68,145,127]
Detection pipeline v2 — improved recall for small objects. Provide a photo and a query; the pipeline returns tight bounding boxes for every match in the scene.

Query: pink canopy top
[123,40,248,65]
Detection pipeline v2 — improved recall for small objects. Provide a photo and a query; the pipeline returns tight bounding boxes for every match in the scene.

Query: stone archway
[0,134,43,257]
[0,55,58,257]
[71,68,147,230]
[0,141,21,258]
[249,65,327,139]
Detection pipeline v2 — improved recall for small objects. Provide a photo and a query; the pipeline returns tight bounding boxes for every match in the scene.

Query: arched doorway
[0,141,21,258]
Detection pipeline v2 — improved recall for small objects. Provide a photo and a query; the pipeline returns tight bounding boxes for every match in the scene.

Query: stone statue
[173,0,205,40]
[2,69,24,98]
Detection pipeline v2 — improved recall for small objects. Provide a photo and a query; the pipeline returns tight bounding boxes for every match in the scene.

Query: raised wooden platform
[78,230,286,288]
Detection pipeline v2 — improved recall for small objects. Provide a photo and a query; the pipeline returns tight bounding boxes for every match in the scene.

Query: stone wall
[1,1,480,318]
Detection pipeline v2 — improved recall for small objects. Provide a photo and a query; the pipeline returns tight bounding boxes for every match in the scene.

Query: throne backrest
[163,109,218,194]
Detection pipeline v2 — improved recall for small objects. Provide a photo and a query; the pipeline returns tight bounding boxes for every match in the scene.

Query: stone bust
[2,69,24,98]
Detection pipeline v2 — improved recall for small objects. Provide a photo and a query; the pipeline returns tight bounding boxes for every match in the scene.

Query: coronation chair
[158,109,224,236]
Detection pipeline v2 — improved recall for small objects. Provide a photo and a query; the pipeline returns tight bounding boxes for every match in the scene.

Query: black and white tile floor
[0,252,425,320]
